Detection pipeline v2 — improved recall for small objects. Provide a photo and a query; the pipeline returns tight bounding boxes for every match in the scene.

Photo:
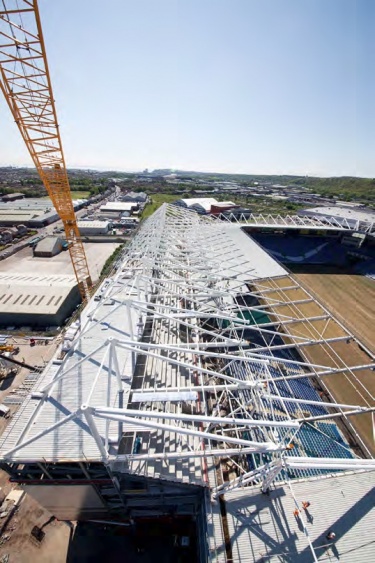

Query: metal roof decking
[225,470,375,563]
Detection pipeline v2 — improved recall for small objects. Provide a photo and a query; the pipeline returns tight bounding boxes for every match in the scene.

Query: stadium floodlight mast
[3,204,375,498]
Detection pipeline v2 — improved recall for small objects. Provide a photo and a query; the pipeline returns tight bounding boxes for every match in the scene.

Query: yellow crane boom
[0,0,91,300]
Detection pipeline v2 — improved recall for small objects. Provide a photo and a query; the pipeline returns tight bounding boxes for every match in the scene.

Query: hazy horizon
[0,0,374,177]
[1,163,373,180]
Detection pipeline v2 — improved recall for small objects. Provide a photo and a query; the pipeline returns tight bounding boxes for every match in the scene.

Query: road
[0,190,115,260]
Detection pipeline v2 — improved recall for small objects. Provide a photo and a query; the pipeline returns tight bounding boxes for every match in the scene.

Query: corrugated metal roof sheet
[0,273,77,314]
[225,471,375,562]
[0,277,139,462]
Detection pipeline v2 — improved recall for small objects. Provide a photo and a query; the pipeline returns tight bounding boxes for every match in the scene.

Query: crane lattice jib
[0,0,91,300]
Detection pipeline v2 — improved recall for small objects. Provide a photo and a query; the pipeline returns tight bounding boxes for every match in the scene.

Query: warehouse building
[34,236,64,257]
[0,273,80,328]
[100,201,137,214]
[77,220,110,236]
[1,193,24,202]
[121,191,147,203]
[0,198,88,227]
[173,197,218,214]
[210,201,238,215]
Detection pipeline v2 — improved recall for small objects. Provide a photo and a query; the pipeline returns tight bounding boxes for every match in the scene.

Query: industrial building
[121,191,147,203]
[1,192,24,202]
[0,204,374,561]
[100,201,137,214]
[210,201,238,215]
[77,220,110,236]
[0,273,80,328]
[34,236,64,257]
[174,197,240,215]
[0,198,88,227]
[173,197,218,213]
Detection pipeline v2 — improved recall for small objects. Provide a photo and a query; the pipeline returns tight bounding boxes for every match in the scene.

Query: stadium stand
[354,258,375,280]
[250,234,349,265]
[223,339,355,482]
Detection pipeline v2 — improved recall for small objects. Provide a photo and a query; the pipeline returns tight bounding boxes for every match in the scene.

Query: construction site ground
[0,242,120,283]
[0,483,70,563]
[253,274,375,456]
[0,336,72,562]
[0,337,59,435]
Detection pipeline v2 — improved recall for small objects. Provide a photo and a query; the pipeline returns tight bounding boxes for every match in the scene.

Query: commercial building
[34,236,64,257]
[1,193,24,202]
[121,191,147,203]
[0,198,88,227]
[210,201,238,215]
[173,197,218,214]
[100,202,137,214]
[77,220,110,236]
[0,273,80,327]
[0,205,374,561]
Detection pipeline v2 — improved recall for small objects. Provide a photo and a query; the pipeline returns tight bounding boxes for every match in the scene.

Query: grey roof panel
[225,471,375,562]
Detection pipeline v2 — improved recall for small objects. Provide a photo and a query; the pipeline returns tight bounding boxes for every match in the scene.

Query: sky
[0,0,374,177]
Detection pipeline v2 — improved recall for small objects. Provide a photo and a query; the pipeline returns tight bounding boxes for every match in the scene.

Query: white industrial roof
[176,197,218,208]
[100,202,136,212]
[0,273,77,314]
[211,201,237,207]
[77,220,109,228]
[0,212,38,222]
[305,206,375,224]
[0,206,285,469]
[222,225,287,281]
[34,236,62,254]
[0,197,85,212]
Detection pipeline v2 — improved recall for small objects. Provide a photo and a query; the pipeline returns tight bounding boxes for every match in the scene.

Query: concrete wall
[22,484,108,521]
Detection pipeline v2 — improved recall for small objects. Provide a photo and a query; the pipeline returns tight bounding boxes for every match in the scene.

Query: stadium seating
[251,234,349,265]
[224,347,355,480]
[354,258,375,281]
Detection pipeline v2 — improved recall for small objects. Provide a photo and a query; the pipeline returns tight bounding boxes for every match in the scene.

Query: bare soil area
[0,491,70,563]
[0,336,70,562]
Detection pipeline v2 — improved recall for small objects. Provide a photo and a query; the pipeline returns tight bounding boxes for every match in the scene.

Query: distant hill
[151,170,375,203]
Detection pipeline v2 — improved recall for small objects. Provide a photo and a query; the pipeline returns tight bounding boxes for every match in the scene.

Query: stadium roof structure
[1,204,375,558]
[303,205,375,226]
[220,211,375,233]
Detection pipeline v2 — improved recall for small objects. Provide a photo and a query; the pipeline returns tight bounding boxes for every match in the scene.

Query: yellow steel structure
[0,0,91,300]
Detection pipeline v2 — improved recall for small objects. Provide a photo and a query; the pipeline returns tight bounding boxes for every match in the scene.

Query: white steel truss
[1,203,374,497]
[218,211,375,233]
